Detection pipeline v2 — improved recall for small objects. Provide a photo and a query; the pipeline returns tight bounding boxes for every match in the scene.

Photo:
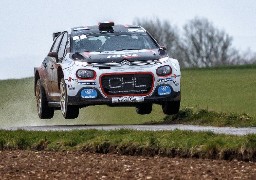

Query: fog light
[158,86,171,96]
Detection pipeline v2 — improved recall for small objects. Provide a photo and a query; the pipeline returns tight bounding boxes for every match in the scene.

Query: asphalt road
[5,124,256,135]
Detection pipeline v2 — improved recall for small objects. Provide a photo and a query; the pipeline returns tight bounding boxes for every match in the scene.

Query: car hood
[75,49,165,63]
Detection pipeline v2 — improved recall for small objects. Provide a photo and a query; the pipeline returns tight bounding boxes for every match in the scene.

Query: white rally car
[34,22,181,119]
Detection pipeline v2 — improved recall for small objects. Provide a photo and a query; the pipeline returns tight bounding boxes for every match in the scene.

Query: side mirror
[48,52,58,59]
[159,46,167,55]
[160,46,167,51]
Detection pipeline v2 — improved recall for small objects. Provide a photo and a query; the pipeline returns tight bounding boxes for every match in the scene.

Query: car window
[58,32,68,59]
[51,34,63,53]
[102,34,157,51]
[72,33,158,52]
[73,35,105,52]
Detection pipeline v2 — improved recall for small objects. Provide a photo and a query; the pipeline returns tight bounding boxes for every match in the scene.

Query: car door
[46,33,63,100]
[50,32,68,101]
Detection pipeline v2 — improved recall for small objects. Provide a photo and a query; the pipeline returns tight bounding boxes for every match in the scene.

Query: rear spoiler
[52,32,61,41]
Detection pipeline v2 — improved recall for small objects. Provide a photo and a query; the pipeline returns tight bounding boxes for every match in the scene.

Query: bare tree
[238,49,256,64]
[133,17,186,67]
[134,17,256,67]
[182,17,235,67]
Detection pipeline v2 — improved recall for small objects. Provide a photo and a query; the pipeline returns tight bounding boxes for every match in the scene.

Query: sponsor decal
[157,78,173,83]
[74,61,88,66]
[80,35,87,39]
[89,60,161,67]
[172,74,181,78]
[81,89,97,98]
[158,86,171,96]
[78,82,96,85]
[157,77,179,86]
[159,57,169,63]
[128,29,145,32]
[67,84,75,90]
[66,77,78,82]
[107,54,138,59]
[108,77,146,89]
[112,96,144,103]
[73,35,87,40]
[73,36,79,40]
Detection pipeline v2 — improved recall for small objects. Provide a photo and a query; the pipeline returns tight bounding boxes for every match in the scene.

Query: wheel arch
[34,68,40,96]
[57,67,64,90]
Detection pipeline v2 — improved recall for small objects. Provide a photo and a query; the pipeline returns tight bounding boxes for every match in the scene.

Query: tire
[60,78,79,119]
[136,103,152,115]
[162,101,180,115]
[35,79,54,119]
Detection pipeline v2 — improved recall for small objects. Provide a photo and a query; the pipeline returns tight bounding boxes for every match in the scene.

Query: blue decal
[81,89,97,98]
[158,86,171,96]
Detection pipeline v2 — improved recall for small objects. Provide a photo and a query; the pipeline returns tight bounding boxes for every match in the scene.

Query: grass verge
[1,129,256,162]
[155,108,256,127]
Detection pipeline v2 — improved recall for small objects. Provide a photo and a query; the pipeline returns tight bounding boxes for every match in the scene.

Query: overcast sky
[0,0,256,79]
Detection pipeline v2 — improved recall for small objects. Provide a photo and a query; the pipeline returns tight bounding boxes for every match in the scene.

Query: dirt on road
[0,150,255,179]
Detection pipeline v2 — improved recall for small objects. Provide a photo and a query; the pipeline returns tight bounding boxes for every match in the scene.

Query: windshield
[71,33,158,52]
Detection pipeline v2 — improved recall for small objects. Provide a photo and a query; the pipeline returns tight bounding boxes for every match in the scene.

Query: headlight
[76,69,96,79]
[156,65,172,76]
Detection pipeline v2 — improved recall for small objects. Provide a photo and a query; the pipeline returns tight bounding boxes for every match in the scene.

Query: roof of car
[52,23,148,41]
[70,24,147,36]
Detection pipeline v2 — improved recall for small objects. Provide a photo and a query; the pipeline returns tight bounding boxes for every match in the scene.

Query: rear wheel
[136,103,152,115]
[60,78,79,119]
[35,79,54,119]
[162,101,180,115]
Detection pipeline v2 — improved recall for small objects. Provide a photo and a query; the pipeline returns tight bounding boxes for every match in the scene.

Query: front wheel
[35,79,54,119]
[60,78,79,119]
[162,101,180,115]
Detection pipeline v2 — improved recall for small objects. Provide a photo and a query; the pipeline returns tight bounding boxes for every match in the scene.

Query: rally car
[34,22,181,119]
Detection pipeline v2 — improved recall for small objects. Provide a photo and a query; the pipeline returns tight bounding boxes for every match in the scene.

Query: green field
[182,65,256,116]
[0,65,255,128]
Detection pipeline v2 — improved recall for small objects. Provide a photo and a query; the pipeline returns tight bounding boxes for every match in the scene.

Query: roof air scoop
[99,21,114,32]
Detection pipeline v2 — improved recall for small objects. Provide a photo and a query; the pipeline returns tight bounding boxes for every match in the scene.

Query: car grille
[100,73,153,96]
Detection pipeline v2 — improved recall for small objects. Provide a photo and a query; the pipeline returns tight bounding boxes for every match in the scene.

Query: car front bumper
[68,86,181,106]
